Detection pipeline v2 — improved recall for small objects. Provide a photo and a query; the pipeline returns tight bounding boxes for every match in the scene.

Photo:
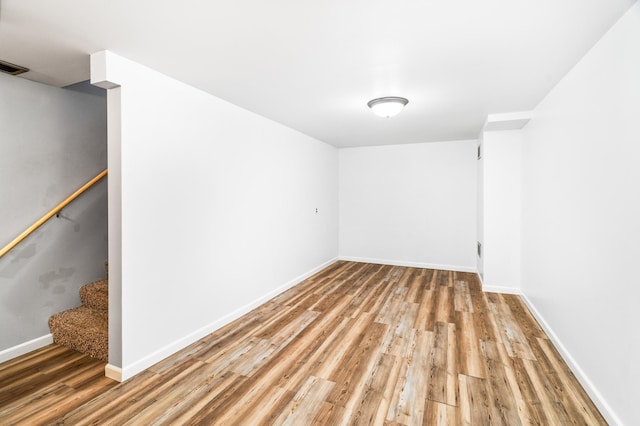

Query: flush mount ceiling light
[367,96,409,118]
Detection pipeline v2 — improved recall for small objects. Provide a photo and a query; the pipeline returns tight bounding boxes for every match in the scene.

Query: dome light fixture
[367,96,409,118]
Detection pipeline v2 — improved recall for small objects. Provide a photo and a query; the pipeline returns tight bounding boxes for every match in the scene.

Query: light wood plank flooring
[0,261,606,425]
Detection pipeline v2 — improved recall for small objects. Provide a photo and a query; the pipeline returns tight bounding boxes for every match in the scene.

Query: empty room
[0,0,638,424]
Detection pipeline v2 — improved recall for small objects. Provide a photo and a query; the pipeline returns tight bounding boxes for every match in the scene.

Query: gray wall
[0,73,107,354]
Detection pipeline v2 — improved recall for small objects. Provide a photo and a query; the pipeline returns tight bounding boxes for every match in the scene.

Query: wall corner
[91,51,120,90]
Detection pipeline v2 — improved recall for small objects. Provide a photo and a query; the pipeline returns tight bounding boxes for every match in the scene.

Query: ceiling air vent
[0,59,29,76]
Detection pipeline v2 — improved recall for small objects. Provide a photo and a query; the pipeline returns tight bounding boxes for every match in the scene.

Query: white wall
[476,137,484,279]
[92,51,338,380]
[0,74,108,360]
[339,140,477,271]
[481,130,522,292]
[521,4,640,425]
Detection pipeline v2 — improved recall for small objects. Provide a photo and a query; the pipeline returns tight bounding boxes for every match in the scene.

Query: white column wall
[481,130,522,292]
[92,51,338,380]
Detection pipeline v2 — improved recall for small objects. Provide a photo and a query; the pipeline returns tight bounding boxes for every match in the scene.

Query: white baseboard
[0,334,53,364]
[338,256,477,273]
[105,364,122,381]
[119,257,339,381]
[482,285,522,295]
[520,294,622,426]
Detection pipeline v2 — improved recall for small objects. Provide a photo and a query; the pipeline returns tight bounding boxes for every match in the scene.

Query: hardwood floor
[0,261,606,425]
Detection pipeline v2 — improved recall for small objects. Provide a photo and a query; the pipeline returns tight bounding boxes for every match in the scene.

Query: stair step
[79,279,108,311]
[48,306,108,361]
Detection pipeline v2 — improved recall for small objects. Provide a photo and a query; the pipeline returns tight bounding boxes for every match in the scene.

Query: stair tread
[49,306,108,361]
[79,279,108,311]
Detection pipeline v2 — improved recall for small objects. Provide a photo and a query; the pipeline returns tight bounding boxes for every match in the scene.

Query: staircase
[48,263,108,361]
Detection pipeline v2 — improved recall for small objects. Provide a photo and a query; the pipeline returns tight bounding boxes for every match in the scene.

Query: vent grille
[0,59,29,75]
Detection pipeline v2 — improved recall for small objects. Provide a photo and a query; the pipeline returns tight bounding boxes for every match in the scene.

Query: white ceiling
[0,0,635,147]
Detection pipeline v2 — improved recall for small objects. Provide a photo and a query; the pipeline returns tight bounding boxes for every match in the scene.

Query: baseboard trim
[482,285,521,295]
[119,257,339,381]
[520,294,622,426]
[105,364,122,382]
[338,256,476,273]
[0,334,53,364]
